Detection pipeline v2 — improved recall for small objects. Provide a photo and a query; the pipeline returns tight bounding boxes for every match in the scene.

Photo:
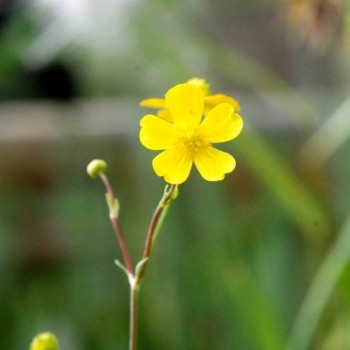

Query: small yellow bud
[29,332,59,350]
[186,77,211,96]
[87,159,108,178]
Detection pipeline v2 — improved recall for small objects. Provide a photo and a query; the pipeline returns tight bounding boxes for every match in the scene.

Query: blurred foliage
[1,0,350,349]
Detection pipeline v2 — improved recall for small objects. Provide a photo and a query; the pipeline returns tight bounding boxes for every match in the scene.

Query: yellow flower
[140,77,241,123]
[139,84,243,184]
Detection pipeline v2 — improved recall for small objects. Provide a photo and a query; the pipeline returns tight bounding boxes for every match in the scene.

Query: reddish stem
[137,184,177,281]
[100,174,134,276]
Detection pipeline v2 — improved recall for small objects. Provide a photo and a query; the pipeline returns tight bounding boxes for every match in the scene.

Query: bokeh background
[1,0,350,349]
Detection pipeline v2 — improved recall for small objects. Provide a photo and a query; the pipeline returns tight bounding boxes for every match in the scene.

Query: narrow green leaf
[286,213,350,350]
[135,258,149,279]
[235,121,330,242]
[114,259,129,278]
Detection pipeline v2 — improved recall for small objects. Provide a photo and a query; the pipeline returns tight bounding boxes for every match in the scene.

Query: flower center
[177,128,208,155]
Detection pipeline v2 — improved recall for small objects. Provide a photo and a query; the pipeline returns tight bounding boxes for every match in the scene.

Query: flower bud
[29,332,59,350]
[87,159,107,178]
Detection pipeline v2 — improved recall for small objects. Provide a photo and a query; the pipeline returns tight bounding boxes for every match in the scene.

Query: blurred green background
[1,0,350,349]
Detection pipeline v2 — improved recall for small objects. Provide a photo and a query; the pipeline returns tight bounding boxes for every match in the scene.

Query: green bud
[29,332,59,350]
[87,159,107,178]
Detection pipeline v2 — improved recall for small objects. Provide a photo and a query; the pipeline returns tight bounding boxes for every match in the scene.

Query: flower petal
[200,103,243,143]
[140,98,166,108]
[194,146,236,181]
[165,84,204,129]
[204,94,241,113]
[140,115,176,150]
[157,109,174,123]
[153,147,193,184]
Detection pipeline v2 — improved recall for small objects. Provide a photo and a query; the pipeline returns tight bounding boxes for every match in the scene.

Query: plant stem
[137,184,177,281]
[129,283,139,350]
[129,184,177,350]
[100,174,134,276]
[99,179,177,350]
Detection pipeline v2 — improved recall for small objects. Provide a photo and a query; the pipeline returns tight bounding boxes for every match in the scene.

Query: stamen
[177,128,208,155]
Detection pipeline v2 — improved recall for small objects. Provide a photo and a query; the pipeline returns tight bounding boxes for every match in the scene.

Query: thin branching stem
[129,184,177,350]
[98,177,176,350]
[137,184,177,282]
[129,283,139,350]
[100,174,134,276]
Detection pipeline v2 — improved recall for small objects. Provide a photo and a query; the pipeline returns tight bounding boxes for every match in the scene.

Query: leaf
[114,259,129,278]
[135,258,149,279]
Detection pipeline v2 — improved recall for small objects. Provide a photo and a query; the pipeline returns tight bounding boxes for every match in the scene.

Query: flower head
[30,332,59,350]
[140,77,241,123]
[140,84,243,184]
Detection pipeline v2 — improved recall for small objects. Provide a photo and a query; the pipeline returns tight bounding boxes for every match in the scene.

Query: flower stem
[129,283,139,350]
[100,174,134,276]
[98,179,177,350]
[128,184,177,350]
[137,184,177,282]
